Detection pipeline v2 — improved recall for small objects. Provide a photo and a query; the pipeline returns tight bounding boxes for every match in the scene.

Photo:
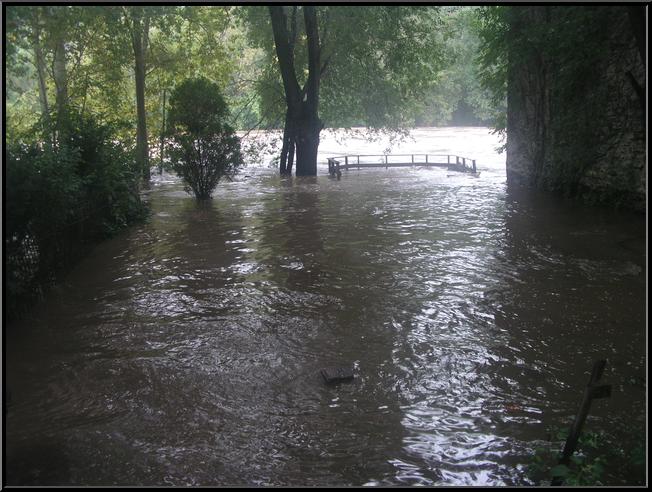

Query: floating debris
[320,366,355,384]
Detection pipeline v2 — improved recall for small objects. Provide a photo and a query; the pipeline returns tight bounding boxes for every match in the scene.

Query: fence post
[551,360,611,486]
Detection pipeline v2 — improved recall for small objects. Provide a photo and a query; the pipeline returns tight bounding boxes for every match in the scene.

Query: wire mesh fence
[5,211,106,322]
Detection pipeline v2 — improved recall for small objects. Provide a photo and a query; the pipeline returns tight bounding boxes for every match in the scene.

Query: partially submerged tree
[242,6,445,176]
[146,6,234,173]
[167,77,243,200]
[269,5,321,176]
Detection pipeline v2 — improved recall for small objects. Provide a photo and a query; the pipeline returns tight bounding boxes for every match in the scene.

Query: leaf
[550,464,570,478]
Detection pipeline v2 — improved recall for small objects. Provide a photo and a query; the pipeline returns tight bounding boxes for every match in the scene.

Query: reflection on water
[6,128,645,486]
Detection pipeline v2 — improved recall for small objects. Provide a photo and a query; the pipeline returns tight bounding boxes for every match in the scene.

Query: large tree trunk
[294,6,321,176]
[294,116,320,176]
[131,8,150,181]
[269,6,323,177]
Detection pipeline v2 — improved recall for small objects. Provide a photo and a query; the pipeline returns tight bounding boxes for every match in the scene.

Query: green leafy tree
[99,6,236,179]
[413,7,504,127]
[241,6,446,176]
[474,6,510,138]
[99,5,174,181]
[5,5,107,136]
[6,6,241,180]
[144,6,234,172]
[167,77,244,200]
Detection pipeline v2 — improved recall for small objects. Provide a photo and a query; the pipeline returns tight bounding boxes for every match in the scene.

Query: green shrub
[6,141,82,239]
[167,77,243,200]
[64,113,147,236]
[527,426,645,486]
[5,110,147,320]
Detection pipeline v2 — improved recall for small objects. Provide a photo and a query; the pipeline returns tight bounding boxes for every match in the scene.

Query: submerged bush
[5,111,147,319]
[527,426,646,486]
[167,77,243,200]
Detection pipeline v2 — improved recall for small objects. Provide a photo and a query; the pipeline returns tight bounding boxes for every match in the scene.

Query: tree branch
[269,6,301,105]
[303,6,321,109]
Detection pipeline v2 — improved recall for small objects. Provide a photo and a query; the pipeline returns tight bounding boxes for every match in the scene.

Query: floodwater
[5,128,646,486]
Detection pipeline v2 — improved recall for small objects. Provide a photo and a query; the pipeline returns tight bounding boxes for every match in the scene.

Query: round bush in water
[167,77,243,200]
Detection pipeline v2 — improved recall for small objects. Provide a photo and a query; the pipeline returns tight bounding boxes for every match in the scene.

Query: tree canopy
[6,5,506,177]
[241,6,447,129]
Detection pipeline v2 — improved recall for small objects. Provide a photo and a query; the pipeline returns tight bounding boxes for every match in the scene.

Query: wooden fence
[327,154,478,177]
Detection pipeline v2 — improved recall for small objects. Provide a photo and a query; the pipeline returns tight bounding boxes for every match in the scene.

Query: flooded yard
[5,128,646,486]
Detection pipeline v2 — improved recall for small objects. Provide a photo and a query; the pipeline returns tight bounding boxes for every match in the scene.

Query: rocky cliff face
[506,6,645,212]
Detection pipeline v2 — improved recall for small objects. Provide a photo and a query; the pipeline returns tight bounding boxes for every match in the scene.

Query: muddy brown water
[5,128,646,485]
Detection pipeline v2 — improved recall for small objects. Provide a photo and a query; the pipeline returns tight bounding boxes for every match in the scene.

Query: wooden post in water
[551,359,611,486]
[411,154,414,165]
[425,154,429,164]
[357,155,360,170]
[447,155,450,164]
[472,160,476,173]
[345,156,348,168]
[385,155,388,169]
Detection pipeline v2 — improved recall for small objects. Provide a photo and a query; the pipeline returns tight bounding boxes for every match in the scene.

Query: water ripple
[6,129,645,486]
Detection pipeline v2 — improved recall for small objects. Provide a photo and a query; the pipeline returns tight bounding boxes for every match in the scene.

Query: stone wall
[505,6,646,212]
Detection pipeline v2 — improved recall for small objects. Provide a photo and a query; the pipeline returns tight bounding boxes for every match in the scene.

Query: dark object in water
[320,366,355,384]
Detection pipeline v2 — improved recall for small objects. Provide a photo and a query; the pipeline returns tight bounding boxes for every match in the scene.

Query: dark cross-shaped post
[551,359,611,486]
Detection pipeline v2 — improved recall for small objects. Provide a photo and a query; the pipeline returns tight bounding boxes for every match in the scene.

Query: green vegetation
[475,5,645,199]
[415,7,503,127]
[474,6,509,137]
[6,6,502,177]
[167,77,243,200]
[3,5,645,485]
[6,4,642,297]
[527,426,646,486]
[5,112,147,319]
[3,4,507,316]
[239,6,501,174]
